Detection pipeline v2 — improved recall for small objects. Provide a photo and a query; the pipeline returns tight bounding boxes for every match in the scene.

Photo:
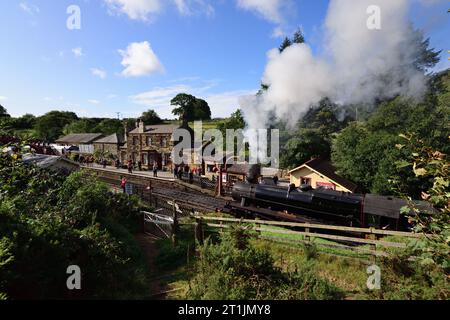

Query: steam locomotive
[230,166,432,231]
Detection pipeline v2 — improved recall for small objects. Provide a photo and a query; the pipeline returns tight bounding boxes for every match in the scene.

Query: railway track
[85,167,355,226]
[86,167,228,212]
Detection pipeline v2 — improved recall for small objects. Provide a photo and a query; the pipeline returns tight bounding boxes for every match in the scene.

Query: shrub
[187,227,344,300]
[0,154,150,299]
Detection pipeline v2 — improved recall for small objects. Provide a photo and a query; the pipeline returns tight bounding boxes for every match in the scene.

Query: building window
[161,138,167,148]
[301,177,311,186]
[146,136,152,146]
[133,136,139,146]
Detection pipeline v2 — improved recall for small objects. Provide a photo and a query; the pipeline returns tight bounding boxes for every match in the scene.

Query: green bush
[0,153,150,299]
[187,227,344,300]
[364,253,449,300]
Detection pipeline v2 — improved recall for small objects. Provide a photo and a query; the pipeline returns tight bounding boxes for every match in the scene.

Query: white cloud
[119,41,164,77]
[0,96,7,101]
[174,0,215,17]
[131,82,257,118]
[104,0,162,21]
[19,2,40,15]
[88,99,101,105]
[104,0,214,21]
[236,0,286,24]
[72,47,84,58]
[271,26,286,38]
[91,68,107,79]
[131,84,191,107]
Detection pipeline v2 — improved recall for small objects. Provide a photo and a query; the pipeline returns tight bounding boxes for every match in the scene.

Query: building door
[147,152,162,169]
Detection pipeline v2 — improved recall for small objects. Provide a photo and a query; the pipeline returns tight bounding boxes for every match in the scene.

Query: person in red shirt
[121,177,127,193]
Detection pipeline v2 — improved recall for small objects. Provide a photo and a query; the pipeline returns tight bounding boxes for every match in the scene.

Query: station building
[289,158,358,193]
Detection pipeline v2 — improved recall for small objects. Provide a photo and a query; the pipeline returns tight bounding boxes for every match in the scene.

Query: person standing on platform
[127,159,133,174]
[153,163,158,177]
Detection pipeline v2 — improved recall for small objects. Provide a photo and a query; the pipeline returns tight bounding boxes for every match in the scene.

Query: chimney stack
[123,121,128,143]
[136,118,145,133]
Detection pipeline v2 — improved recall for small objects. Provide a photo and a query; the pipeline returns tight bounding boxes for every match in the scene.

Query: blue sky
[1,0,449,119]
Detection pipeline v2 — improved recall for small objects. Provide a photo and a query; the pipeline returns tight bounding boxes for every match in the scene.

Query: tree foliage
[396,134,449,272]
[332,71,450,195]
[0,151,149,299]
[171,93,212,125]
[140,109,163,125]
[280,99,343,169]
[34,111,79,142]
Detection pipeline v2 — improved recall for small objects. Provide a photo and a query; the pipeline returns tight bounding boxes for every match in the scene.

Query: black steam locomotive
[232,183,404,230]
[230,166,432,231]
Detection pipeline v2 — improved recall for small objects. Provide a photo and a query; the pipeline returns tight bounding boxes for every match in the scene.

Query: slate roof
[93,133,125,144]
[129,124,179,134]
[56,133,104,145]
[289,158,358,192]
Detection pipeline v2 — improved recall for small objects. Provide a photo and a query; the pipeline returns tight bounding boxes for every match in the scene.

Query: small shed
[289,158,358,193]
[55,133,104,154]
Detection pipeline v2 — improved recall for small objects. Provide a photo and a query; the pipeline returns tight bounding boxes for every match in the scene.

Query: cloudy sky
[1,0,449,119]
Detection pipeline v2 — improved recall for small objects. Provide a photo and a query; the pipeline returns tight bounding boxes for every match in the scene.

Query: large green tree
[63,118,99,135]
[280,99,344,169]
[140,109,163,125]
[35,111,79,142]
[192,98,212,121]
[171,93,212,125]
[95,119,124,136]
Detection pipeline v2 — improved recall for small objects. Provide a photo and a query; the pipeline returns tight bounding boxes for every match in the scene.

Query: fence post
[172,200,178,247]
[195,217,204,245]
[141,211,145,234]
[305,227,310,242]
[255,217,261,237]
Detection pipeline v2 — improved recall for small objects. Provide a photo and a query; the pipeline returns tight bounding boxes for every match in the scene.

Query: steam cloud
[241,0,429,130]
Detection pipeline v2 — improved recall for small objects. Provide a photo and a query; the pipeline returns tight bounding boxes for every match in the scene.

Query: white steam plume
[241,0,429,130]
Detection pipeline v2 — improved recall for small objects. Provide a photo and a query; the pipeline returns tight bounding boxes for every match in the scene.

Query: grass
[252,239,369,295]
[151,218,375,300]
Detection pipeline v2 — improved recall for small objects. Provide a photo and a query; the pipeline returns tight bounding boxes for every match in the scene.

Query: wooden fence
[191,216,423,258]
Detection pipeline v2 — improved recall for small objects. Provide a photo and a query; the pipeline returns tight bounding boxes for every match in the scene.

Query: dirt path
[135,234,166,299]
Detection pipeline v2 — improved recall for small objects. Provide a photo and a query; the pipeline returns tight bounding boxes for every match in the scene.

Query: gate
[142,210,174,240]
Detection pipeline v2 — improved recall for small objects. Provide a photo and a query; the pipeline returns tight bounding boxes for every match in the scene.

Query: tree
[410,29,441,72]
[192,99,212,121]
[280,129,331,170]
[35,111,79,142]
[292,28,305,45]
[63,118,98,135]
[171,94,212,124]
[279,37,292,53]
[95,119,124,136]
[140,109,162,125]
[396,134,449,272]
[0,105,10,118]
[171,93,196,127]
[218,109,246,132]
[13,114,36,130]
